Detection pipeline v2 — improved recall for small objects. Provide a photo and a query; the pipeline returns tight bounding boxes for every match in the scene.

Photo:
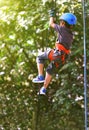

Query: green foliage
[0,0,89,129]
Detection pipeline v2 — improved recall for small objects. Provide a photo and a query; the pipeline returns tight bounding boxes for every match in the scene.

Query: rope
[82,0,88,130]
[35,84,42,130]
[35,1,57,129]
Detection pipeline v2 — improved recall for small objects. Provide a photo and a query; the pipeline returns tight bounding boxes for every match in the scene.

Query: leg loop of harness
[48,44,70,68]
[48,49,66,68]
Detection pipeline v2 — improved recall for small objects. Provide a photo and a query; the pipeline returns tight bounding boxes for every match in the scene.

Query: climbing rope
[35,1,57,130]
[82,0,88,130]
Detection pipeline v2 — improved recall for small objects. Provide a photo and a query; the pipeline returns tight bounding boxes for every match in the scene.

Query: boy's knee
[36,56,44,64]
[46,62,55,75]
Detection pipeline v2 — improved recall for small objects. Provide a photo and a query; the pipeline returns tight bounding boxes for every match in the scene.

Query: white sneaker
[37,87,46,95]
[32,75,45,83]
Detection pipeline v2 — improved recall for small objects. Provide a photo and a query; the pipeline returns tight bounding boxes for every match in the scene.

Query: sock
[41,86,46,93]
[39,75,44,77]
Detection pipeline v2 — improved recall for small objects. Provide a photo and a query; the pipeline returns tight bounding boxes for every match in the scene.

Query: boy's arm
[49,9,56,28]
[49,17,55,28]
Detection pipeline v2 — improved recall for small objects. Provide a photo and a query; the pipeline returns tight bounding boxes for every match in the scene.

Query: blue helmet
[60,13,77,25]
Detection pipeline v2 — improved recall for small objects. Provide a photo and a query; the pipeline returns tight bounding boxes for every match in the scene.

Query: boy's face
[59,21,66,27]
[59,21,74,29]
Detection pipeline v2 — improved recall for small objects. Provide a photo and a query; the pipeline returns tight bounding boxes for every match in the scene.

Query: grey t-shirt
[54,24,73,50]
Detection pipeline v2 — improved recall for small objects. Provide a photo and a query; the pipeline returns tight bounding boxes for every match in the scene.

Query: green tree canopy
[0,0,89,129]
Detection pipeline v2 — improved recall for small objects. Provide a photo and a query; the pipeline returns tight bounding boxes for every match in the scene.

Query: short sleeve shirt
[54,24,74,50]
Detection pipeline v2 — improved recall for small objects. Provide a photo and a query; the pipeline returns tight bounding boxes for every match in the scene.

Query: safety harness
[48,43,70,68]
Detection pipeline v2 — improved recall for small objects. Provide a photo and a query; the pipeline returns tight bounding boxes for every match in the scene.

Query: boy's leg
[38,72,52,95]
[32,62,45,83]
[44,72,52,88]
[33,51,49,83]
[37,63,44,76]
[39,62,54,95]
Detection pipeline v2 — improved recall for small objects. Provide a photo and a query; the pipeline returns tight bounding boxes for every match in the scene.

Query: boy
[33,10,77,95]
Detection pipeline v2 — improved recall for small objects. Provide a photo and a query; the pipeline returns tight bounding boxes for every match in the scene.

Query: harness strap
[48,49,56,61]
[55,43,70,54]
[48,43,70,68]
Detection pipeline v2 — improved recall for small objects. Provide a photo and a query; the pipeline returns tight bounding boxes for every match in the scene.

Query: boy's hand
[49,9,55,17]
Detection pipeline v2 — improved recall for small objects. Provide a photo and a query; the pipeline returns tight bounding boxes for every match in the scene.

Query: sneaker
[38,87,46,95]
[32,75,45,83]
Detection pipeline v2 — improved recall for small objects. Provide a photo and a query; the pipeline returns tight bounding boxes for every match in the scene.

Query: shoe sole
[32,80,45,83]
[37,92,46,95]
